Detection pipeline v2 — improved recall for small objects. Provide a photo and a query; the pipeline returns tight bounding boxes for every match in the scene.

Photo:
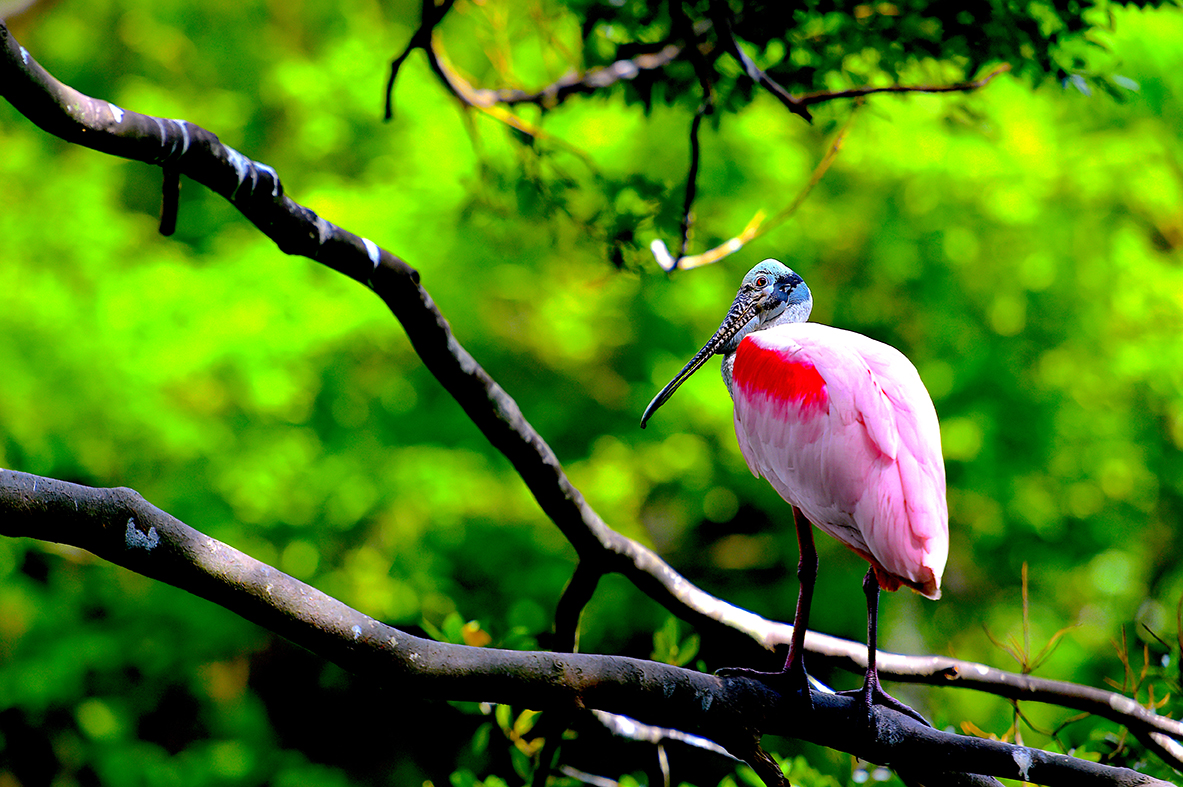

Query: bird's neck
[719,301,812,400]
[764,300,813,330]
[721,352,738,400]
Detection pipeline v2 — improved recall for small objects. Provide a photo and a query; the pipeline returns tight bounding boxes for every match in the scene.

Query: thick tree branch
[1,21,1178,780]
[0,26,402,291]
[0,470,1169,787]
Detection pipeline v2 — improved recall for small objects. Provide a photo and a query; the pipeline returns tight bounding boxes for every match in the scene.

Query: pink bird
[641,259,948,722]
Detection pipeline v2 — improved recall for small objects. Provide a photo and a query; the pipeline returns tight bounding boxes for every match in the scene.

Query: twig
[591,709,740,762]
[708,0,812,122]
[669,0,717,107]
[397,0,1006,121]
[668,0,716,259]
[410,6,714,117]
[798,63,1014,107]
[554,561,601,653]
[654,109,855,272]
[386,0,457,120]
[558,766,618,787]
[651,66,1011,273]
[740,742,787,787]
[678,106,706,258]
[435,40,685,111]
[399,1,1010,267]
[159,165,180,236]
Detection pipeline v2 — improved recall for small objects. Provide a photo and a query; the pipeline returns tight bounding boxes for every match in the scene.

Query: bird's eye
[755,275,769,288]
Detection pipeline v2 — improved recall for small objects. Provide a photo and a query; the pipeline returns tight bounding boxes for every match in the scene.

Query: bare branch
[159,164,180,236]
[434,41,685,111]
[805,632,1183,768]
[391,9,693,134]
[653,110,855,272]
[798,64,1014,107]
[677,107,707,259]
[651,66,1010,273]
[669,0,717,107]
[395,1,1007,124]
[668,0,717,260]
[554,561,601,653]
[0,469,1168,787]
[591,709,740,761]
[708,0,812,122]
[386,0,457,119]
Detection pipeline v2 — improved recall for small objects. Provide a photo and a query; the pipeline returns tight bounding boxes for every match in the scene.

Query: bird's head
[728,259,813,348]
[640,259,812,428]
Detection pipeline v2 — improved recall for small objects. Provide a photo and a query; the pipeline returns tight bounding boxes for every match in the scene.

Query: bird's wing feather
[731,324,947,597]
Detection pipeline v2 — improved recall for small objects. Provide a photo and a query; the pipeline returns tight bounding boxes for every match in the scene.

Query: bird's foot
[837,677,931,729]
[715,663,814,709]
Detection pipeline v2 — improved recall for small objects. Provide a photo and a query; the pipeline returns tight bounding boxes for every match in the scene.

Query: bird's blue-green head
[640,260,812,427]
[723,259,812,352]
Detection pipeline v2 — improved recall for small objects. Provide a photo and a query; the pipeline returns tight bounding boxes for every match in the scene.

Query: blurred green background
[1,0,1182,785]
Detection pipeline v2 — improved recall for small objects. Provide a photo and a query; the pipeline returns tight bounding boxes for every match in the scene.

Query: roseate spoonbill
[640,260,947,722]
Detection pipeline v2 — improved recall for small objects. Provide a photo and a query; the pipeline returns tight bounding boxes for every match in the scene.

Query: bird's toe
[715,664,814,707]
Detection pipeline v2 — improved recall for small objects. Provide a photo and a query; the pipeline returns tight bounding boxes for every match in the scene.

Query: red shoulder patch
[733,336,828,417]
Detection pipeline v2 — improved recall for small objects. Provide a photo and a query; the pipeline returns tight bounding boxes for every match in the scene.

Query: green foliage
[724,754,851,787]
[2,0,1183,785]
[478,0,1137,113]
[651,615,701,667]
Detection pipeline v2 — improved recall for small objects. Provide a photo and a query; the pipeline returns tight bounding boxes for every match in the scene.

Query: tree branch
[385,0,457,119]
[652,110,855,273]
[387,1,692,120]
[0,21,1177,780]
[666,0,718,262]
[0,469,1168,787]
[708,0,812,122]
[554,560,602,653]
[392,0,1010,126]
[797,64,1014,107]
[159,164,180,236]
[432,40,686,111]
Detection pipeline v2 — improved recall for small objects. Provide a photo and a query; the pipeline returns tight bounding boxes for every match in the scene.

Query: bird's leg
[716,507,816,703]
[781,505,817,687]
[840,568,931,728]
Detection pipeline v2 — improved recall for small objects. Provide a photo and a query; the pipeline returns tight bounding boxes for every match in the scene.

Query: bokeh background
[1,1,1182,785]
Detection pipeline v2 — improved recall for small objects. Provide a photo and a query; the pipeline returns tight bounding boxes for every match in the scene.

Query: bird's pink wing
[731,324,948,598]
